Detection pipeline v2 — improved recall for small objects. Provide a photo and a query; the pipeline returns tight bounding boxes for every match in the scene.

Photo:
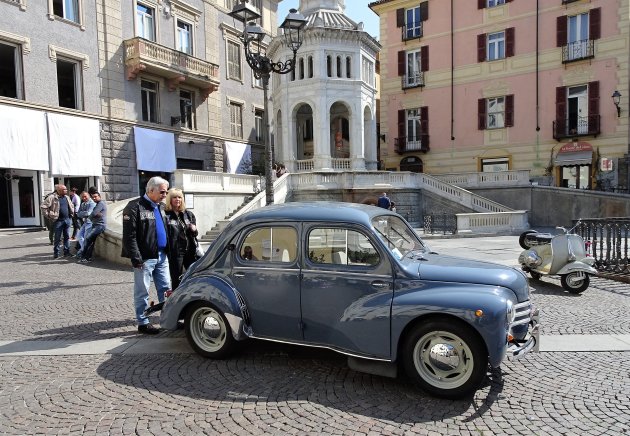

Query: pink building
[370,0,629,191]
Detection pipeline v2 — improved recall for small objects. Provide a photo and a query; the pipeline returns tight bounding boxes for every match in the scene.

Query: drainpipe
[450,0,455,144]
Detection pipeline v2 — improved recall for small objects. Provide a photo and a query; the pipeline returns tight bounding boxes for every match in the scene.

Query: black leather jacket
[166,210,198,258]
[121,196,169,267]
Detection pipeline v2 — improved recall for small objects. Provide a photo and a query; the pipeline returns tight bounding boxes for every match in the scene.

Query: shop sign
[558,141,593,154]
[600,158,613,172]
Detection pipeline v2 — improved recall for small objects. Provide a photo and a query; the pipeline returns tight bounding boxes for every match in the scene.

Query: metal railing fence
[574,218,630,274]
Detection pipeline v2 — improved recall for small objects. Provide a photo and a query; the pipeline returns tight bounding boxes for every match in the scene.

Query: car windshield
[371,215,427,260]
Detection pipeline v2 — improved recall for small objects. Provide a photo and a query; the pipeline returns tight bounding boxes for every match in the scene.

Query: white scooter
[518,223,597,294]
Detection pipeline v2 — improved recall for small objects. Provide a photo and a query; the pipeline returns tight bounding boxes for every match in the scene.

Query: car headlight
[506,300,515,324]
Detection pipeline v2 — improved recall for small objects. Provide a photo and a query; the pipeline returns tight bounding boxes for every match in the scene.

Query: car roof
[231,201,396,228]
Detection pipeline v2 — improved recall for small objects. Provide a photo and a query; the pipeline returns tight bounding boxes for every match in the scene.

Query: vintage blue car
[157,202,539,399]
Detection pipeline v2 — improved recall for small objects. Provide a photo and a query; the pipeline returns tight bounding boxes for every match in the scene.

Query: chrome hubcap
[413,330,474,389]
[191,307,226,352]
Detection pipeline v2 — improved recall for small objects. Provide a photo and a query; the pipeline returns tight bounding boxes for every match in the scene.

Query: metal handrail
[574,218,630,274]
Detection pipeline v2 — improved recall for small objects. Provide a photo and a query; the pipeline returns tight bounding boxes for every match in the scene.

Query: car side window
[307,228,380,267]
[239,226,298,263]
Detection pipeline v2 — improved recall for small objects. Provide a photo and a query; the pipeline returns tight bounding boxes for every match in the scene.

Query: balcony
[401,72,425,90]
[395,135,430,154]
[124,37,220,99]
[562,39,594,63]
[402,23,423,41]
[552,115,600,140]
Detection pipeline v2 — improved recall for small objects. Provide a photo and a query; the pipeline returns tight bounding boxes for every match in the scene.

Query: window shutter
[588,81,599,132]
[398,109,405,140]
[505,27,515,57]
[556,16,567,47]
[589,8,601,40]
[421,46,429,72]
[556,86,567,124]
[505,94,514,127]
[420,1,428,21]
[478,99,486,130]
[478,0,485,9]
[420,106,429,149]
[477,34,486,63]
[396,8,404,28]
[398,50,406,76]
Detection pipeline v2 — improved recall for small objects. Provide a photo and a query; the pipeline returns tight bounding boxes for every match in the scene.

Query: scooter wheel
[530,271,542,280]
[519,230,538,250]
[560,273,589,294]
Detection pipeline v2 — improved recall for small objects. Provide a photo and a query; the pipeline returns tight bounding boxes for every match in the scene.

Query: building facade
[269,0,380,172]
[0,0,278,227]
[370,0,629,191]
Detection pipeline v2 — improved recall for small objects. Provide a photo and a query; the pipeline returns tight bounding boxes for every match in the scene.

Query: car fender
[159,273,249,340]
[391,283,517,367]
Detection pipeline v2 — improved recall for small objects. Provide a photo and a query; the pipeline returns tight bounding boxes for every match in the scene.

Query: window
[52,0,80,23]
[177,20,192,55]
[487,97,505,129]
[240,227,298,263]
[481,157,509,172]
[478,0,510,8]
[336,55,342,77]
[307,228,380,267]
[488,0,505,7]
[406,50,421,87]
[227,40,241,80]
[230,102,243,138]
[57,58,82,110]
[396,2,427,40]
[225,0,239,11]
[487,31,505,61]
[478,95,513,130]
[299,57,304,79]
[254,109,264,142]
[407,109,421,149]
[308,56,313,78]
[251,0,262,25]
[253,72,262,88]
[327,55,332,77]
[136,2,156,41]
[346,56,351,78]
[141,79,158,123]
[0,41,23,99]
[557,9,600,63]
[362,56,374,86]
[179,89,194,129]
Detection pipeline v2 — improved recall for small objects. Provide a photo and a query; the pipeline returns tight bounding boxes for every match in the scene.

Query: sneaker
[53,254,59,259]
[138,324,160,335]
[77,258,92,264]
[63,251,71,257]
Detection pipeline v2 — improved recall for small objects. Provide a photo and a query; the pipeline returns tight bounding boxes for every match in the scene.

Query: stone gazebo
[268,0,381,172]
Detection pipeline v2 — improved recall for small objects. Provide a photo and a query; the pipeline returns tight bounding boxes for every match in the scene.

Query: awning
[554,151,593,166]
[0,104,49,171]
[48,113,102,176]
[133,126,176,172]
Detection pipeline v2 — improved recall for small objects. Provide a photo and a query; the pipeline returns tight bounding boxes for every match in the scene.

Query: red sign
[558,141,593,153]
[600,158,613,172]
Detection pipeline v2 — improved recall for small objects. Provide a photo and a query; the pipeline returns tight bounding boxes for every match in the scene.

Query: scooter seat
[532,233,553,243]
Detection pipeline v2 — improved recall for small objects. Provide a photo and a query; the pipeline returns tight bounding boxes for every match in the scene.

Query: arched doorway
[295,104,314,160]
[400,156,423,173]
[330,101,350,158]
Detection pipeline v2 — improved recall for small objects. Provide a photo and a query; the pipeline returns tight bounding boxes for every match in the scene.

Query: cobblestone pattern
[0,350,628,435]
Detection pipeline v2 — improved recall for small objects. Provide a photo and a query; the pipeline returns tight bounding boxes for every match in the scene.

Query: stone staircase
[199,196,254,244]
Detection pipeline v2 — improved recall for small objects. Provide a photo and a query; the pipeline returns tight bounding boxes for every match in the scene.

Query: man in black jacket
[122,176,171,334]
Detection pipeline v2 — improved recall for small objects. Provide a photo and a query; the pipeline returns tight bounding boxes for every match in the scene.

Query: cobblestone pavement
[1,230,629,435]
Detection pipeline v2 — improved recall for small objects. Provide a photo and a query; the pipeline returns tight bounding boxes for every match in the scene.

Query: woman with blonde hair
[165,188,199,288]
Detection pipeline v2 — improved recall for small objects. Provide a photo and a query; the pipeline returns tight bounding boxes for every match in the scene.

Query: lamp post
[229,1,306,205]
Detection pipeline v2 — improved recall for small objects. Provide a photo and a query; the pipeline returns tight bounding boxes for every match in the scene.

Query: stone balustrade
[435,170,531,188]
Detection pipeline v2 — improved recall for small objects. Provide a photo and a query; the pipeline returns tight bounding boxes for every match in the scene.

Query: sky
[277,1,380,40]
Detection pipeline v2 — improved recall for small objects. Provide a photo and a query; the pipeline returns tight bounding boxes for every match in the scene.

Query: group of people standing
[121,176,201,335]
[40,184,107,263]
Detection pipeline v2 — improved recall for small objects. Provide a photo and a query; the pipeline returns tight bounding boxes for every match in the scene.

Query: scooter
[518,223,597,294]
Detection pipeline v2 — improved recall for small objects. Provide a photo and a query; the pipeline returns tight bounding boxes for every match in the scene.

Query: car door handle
[371,281,390,289]
[233,272,245,278]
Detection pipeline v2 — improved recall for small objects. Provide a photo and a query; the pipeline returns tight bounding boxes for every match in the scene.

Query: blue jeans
[133,251,171,325]
[76,221,93,253]
[53,218,72,256]
[80,224,105,260]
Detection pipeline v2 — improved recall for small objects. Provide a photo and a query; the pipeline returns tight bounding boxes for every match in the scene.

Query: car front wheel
[402,320,488,399]
[185,302,235,359]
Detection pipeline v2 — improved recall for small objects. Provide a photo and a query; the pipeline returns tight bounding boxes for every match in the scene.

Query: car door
[300,224,393,359]
[229,224,303,341]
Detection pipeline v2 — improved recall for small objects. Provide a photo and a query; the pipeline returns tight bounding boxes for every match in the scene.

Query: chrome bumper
[507,307,540,360]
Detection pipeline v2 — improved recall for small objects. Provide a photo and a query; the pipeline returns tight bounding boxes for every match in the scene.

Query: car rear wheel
[185,302,235,359]
[402,320,488,399]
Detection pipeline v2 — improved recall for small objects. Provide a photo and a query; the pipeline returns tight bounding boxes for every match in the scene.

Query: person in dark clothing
[77,191,107,264]
[165,188,199,289]
[377,192,391,209]
[121,176,171,334]
[40,184,75,258]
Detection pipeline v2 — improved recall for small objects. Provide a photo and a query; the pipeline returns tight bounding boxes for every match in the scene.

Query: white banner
[48,113,102,176]
[133,126,176,172]
[0,104,49,171]
[225,141,252,174]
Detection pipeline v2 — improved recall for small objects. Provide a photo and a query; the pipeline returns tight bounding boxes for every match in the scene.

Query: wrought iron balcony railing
[574,218,630,275]
[562,39,595,63]
[395,135,430,154]
[402,23,423,41]
[124,37,220,98]
[552,115,600,140]
[401,72,425,89]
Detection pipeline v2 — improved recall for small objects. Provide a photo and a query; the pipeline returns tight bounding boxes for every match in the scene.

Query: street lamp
[229,1,306,205]
[612,90,622,117]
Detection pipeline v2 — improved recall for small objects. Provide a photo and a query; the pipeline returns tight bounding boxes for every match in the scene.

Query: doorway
[561,165,591,189]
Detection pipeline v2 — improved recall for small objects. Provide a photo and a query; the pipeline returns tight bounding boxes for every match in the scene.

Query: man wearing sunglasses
[121,176,172,334]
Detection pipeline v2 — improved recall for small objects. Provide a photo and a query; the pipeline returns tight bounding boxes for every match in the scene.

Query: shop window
[481,157,509,172]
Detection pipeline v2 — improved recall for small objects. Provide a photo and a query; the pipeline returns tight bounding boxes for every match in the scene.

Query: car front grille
[511,300,534,327]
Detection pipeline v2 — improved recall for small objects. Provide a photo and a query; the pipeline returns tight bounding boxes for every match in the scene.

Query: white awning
[133,126,176,172]
[0,104,49,171]
[48,113,102,176]
[554,151,593,167]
